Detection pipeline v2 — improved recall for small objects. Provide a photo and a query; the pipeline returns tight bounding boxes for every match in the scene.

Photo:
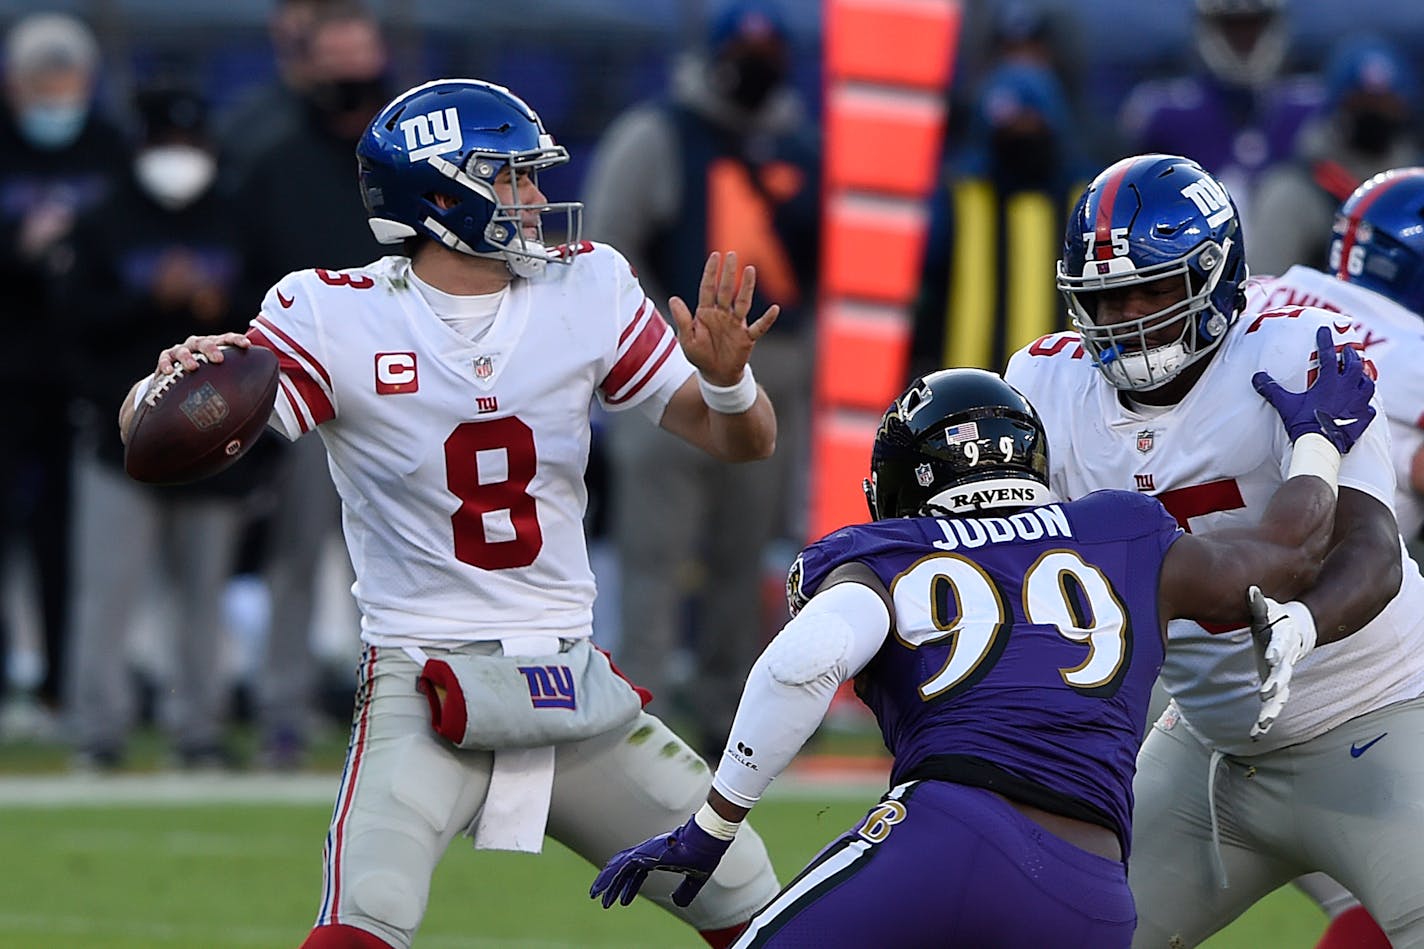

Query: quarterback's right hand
[158,332,251,374]
[1248,585,1318,738]
[1251,325,1375,453]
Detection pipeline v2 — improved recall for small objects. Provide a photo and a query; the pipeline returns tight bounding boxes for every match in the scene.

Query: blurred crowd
[3,0,1424,770]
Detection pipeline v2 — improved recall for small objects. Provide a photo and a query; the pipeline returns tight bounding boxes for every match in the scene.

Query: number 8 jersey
[246,245,694,647]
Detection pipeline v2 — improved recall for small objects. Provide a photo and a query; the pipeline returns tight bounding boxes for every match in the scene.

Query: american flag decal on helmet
[944,421,979,444]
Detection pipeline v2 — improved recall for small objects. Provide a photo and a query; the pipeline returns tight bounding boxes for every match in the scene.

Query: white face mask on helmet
[133,145,216,210]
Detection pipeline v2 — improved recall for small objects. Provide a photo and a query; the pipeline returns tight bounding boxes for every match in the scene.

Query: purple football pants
[732,781,1135,948]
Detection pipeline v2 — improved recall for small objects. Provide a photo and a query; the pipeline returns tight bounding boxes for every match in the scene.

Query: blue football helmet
[356,79,583,277]
[1058,154,1249,391]
[1330,167,1424,315]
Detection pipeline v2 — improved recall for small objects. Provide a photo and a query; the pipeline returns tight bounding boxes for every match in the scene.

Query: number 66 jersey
[245,246,694,648]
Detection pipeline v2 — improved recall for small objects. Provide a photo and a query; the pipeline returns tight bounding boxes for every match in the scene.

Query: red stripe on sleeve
[253,314,333,388]
[600,308,672,398]
[248,327,335,425]
[275,376,309,434]
[605,335,679,405]
[619,299,651,346]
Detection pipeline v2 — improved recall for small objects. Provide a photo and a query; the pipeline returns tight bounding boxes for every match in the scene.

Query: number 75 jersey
[1007,309,1424,755]
[245,248,694,647]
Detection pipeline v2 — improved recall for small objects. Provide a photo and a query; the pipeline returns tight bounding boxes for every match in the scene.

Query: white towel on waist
[470,635,559,852]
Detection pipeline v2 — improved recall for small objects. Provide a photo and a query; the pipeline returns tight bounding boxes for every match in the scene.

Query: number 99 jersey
[245,246,693,648]
[787,492,1182,857]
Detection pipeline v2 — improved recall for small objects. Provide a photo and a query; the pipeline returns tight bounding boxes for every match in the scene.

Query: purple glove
[1251,325,1376,453]
[590,813,732,909]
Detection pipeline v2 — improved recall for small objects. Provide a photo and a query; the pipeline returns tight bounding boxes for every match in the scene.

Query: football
[124,345,280,485]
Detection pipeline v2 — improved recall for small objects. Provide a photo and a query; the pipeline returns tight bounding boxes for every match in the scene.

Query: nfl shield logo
[915,462,935,487]
[474,355,494,379]
[180,382,230,431]
[1136,429,1155,454]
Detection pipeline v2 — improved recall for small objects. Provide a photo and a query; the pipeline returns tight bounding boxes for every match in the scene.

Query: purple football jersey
[786,491,1182,855]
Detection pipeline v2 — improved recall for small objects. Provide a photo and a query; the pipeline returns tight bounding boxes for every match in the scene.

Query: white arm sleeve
[711,581,891,809]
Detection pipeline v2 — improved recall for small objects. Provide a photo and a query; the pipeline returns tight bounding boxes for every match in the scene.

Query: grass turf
[0,793,1325,949]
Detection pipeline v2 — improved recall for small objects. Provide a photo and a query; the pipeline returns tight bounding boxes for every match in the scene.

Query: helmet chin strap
[423,217,480,256]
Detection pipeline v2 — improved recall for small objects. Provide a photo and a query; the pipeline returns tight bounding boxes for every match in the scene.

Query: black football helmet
[864,369,1052,520]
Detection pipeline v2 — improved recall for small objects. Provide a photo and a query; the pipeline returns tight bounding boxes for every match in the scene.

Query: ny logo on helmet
[400,107,463,163]
[1180,177,1234,228]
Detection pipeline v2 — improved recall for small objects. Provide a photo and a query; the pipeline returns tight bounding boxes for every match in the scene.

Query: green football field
[0,773,1326,949]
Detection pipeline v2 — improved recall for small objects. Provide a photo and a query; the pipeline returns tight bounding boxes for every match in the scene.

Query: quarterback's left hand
[590,813,733,909]
[1248,585,1318,738]
[671,251,780,386]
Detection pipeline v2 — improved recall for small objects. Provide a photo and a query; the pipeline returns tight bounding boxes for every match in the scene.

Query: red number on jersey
[1243,306,1304,334]
[315,268,376,290]
[1307,340,1377,386]
[445,417,543,570]
[1154,479,1247,634]
[555,240,595,258]
[1027,332,1086,359]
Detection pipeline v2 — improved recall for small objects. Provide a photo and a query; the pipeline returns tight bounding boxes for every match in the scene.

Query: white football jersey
[1006,306,1424,755]
[1246,266,1424,537]
[246,246,694,648]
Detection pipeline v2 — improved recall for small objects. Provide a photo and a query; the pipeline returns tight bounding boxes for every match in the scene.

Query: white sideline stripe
[0,770,887,808]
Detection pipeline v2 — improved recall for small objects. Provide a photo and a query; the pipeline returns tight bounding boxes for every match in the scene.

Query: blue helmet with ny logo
[1058,154,1248,391]
[1330,167,1424,316]
[356,79,583,277]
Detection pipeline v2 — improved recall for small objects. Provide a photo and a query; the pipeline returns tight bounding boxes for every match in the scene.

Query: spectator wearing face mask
[911,61,1094,378]
[229,2,389,769]
[53,84,251,769]
[233,2,389,289]
[0,12,126,742]
[1249,35,1421,276]
[215,0,346,187]
[582,0,819,761]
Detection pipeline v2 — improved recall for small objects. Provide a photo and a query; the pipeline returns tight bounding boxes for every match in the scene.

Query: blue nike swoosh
[1350,733,1388,758]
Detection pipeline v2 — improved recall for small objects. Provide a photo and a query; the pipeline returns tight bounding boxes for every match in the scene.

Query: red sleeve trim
[249,326,335,425]
[253,314,333,388]
[600,308,673,399]
[604,335,679,405]
[275,376,310,434]
[618,299,651,346]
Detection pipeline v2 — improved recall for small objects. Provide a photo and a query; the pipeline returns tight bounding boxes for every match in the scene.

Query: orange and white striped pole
[810,0,962,540]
